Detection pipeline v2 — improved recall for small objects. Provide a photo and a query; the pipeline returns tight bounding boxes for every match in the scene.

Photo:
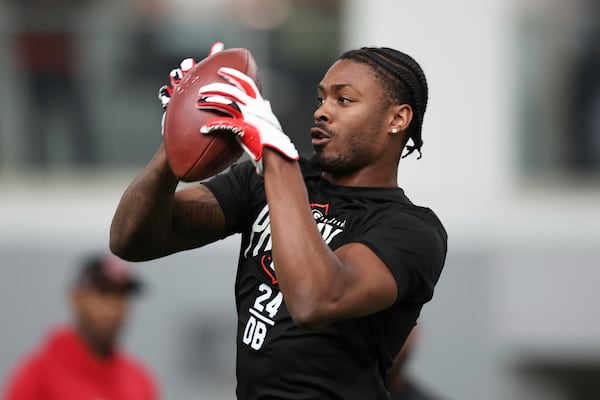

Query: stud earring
[391,128,398,134]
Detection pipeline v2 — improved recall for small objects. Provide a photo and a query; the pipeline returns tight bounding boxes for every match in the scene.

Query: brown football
[163,48,258,182]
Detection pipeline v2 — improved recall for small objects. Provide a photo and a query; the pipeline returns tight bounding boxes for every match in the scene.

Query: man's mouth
[311,127,331,146]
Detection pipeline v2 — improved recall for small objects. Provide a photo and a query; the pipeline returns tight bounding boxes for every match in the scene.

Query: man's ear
[389,104,413,133]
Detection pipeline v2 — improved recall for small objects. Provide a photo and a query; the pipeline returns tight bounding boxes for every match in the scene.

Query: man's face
[312,59,395,176]
[72,285,130,347]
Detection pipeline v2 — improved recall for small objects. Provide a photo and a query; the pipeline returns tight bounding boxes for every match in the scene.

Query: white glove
[157,42,225,134]
[196,67,299,175]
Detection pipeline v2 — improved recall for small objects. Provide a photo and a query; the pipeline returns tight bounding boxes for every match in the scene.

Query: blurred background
[1,0,599,399]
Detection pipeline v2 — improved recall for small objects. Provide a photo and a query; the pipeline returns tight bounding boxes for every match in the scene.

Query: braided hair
[338,47,428,159]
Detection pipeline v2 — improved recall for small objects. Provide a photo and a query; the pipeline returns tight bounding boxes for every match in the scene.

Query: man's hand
[157,42,225,134]
[196,67,299,175]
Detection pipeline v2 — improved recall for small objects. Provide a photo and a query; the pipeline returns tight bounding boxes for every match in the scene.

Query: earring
[391,128,398,134]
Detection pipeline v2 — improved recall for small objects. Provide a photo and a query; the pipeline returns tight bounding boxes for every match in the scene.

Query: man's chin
[309,152,323,166]
[310,153,341,175]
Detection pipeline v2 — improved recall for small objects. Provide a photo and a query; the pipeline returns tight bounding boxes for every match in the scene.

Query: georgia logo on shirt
[244,203,346,283]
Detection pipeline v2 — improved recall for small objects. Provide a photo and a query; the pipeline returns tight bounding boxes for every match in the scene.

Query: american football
[163,48,259,182]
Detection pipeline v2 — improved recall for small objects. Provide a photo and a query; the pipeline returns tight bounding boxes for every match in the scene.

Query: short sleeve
[203,160,258,235]
[354,210,447,304]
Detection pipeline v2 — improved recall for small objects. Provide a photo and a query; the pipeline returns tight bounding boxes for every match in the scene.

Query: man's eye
[315,97,324,106]
[338,97,352,104]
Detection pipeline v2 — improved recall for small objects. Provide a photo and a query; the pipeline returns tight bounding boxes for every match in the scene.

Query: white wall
[343,0,515,234]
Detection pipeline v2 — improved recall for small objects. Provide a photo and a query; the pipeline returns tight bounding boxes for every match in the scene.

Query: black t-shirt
[390,381,444,400]
[204,159,447,400]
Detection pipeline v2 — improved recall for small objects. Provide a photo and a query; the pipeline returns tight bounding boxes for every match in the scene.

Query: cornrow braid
[338,47,428,159]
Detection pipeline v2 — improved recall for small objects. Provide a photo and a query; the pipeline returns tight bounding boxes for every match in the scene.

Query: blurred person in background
[2,253,159,400]
[111,42,447,399]
[7,0,96,166]
[387,328,444,400]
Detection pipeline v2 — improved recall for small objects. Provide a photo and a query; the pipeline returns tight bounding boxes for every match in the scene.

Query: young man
[110,44,447,399]
[3,253,158,400]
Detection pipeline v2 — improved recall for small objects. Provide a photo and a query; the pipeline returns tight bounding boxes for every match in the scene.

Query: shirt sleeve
[203,160,258,235]
[353,211,448,304]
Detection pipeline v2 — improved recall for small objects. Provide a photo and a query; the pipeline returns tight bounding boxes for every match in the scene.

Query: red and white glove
[157,42,225,133]
[197,67,299,175]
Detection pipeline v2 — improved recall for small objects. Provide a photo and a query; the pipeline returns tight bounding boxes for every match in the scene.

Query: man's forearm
[263,150,344,328]
[110,144,179,261]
